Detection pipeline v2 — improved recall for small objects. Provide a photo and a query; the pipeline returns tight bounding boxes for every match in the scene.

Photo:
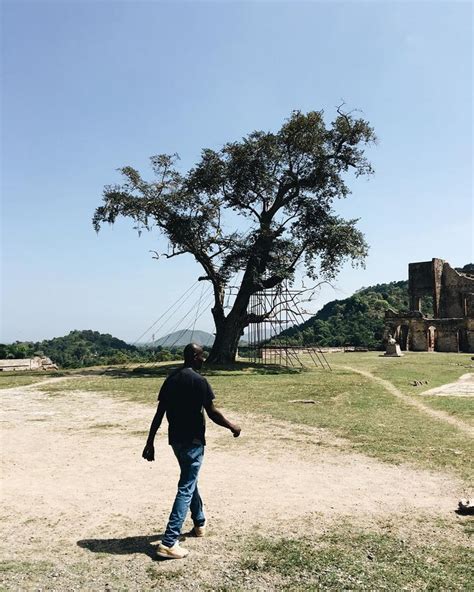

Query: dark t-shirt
[158,366,215,445]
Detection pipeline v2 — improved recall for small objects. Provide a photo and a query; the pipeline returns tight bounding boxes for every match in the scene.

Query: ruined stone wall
[467,294,474,319]
[0,356,57,372]
[433,319,463,352]
[407,259,474,320]
[409,320,429,351]
[384,310,472,352]
[432,258,444,317]
[467,319,474,352]
[385,258,474,352]
[408,261,434,312]
[439,262,474,318]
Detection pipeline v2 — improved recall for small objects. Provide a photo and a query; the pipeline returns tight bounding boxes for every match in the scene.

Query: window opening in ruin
[394,325,401,343]
[399,325,409,350]
[419,295,434,318]
[457,330,463,353]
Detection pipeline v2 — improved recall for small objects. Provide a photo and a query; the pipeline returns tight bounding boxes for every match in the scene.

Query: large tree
[93,108,376,363]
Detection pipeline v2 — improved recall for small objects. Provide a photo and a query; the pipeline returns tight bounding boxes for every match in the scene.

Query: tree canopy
[93,108,377,363]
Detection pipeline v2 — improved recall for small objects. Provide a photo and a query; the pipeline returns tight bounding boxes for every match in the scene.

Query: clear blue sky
[1,0,472,344]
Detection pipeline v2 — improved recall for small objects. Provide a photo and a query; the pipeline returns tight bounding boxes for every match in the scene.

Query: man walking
[142,343,241,559]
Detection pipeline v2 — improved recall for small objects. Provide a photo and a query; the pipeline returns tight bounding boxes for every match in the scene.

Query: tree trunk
[206,265,256,365]
[206,314,246,365]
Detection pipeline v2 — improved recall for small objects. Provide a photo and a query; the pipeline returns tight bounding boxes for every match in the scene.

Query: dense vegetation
[274,280,414,349]
[0,330,183,368]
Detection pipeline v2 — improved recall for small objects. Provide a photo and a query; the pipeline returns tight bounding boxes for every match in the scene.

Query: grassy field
[31,352,474,482]
[235,521,472,591]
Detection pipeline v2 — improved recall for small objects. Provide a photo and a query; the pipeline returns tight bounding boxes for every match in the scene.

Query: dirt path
[339,365,474,438]
[419,373,474,397]
[0,381,469,591]
[14,374,97,389]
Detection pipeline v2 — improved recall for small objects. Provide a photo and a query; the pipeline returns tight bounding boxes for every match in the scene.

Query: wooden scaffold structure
[242,282,331,370]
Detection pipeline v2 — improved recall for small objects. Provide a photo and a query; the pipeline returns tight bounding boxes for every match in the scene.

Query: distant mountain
[151,329,215,348]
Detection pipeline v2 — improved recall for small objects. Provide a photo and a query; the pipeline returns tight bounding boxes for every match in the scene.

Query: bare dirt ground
[0,378,470,591]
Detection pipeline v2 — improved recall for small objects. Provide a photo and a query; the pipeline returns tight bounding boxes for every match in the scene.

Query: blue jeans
[161,442,206,547]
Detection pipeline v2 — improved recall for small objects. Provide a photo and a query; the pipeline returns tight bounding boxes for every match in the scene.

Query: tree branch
[209,244,232,259]
[154,247,188,260]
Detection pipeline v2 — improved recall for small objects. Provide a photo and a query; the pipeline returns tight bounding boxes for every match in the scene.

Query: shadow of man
[77,534,164,560]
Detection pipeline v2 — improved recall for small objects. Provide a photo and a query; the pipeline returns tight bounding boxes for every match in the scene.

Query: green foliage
[0,342,34,359]
[94,109,375,285]
[0,330,183,369]
[455,263,474,275]
[153,348,175,362]
[276,280,412,349]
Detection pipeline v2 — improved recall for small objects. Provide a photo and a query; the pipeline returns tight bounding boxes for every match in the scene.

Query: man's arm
[142,399,166,461]
[204,401,241,437]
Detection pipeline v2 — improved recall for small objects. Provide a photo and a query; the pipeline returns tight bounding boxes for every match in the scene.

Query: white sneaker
[156,542,189,559]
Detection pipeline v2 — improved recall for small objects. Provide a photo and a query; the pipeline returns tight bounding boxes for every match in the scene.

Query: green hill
[275,280,412,349]
[0,328,217,368]
[0,330,142,368]
[281,263,472,349]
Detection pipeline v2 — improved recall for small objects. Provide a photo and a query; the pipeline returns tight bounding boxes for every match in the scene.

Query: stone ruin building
[0,356,58,372]
[385,258,474,353]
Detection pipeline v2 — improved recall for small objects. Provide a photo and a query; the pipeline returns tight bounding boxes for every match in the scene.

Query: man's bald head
[183,343,205,369]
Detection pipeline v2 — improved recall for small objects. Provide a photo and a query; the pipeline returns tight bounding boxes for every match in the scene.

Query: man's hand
[231,424,241,438]
[142,442,155,461]
[205,401,241,438]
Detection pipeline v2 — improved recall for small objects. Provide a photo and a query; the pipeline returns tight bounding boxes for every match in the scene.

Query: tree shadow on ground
[77,534,164,560]
[203,361,305,376]
[77,361,305,380]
